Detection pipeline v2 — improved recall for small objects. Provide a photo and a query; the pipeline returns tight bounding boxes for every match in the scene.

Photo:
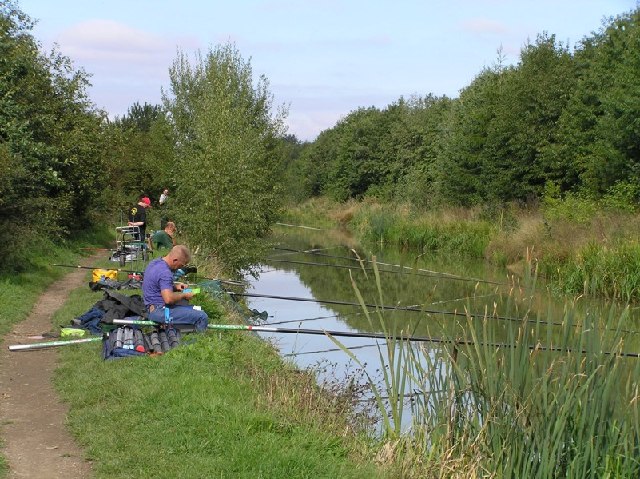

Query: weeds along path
[0,257,100,478]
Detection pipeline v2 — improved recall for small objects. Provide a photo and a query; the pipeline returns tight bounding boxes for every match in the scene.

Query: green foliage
[600,181,640,212]
[164,44,287,273]
[51,287,382,478]
[99,103,175,217]
[0,1,105,270]
[542,183,600,223]
[349,203,493,257]
[290,9,640,212]
[541,240,640,301]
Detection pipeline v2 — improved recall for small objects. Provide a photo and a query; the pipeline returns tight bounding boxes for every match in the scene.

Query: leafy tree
[544,9,640,196]
[0,1,103,269]
[164,44,287,273]
[437,68,504,206]
[435,35,575,205]
[390,95,453,208]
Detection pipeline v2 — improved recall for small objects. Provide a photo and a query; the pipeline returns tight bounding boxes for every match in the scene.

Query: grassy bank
[49,278,385,478]
[283,197,640,302]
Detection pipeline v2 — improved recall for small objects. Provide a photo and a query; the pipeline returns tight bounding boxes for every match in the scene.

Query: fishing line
[111,320,640,359]
[267,258,501,285]
[272,246,503,285]
[234,291,640,335]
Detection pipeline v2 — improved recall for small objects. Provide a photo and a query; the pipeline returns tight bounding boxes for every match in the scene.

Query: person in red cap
[128,194,151,241]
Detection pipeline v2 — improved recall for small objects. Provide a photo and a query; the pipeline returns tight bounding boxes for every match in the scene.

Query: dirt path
[0,261,98,478]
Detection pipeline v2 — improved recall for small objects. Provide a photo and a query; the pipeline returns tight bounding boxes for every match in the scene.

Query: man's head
[165,244,191,271]
[139,196,151,208]
[165,221,177,235]
[163,189,169,195]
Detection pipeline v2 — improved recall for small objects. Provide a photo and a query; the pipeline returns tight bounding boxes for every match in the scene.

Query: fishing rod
[53,263,241,286]
[192,276,245,286]
[273,247,503,286]
[275,222,323,231]
[229,291,548,326]
[110,319,640,359]
[8,337,102,351]
[230,291,640,335]
[270,246,344,258]
[265,293,499,327]
[52,264,143,274]
[284,343,384,357]
[268,258,502,285]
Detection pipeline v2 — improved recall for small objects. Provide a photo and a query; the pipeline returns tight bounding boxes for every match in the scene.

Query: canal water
[243,225,640,431]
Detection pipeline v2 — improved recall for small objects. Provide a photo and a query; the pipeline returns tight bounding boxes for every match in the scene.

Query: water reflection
[244,227,640,429]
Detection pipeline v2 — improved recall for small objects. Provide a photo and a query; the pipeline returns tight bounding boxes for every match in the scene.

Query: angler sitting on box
[142,245,209,331]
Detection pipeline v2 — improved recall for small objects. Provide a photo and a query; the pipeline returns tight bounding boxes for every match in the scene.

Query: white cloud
[55,20,200,79]
[58,20,170,62]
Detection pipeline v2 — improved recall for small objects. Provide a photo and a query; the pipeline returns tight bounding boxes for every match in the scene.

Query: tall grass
[340,258,640,477]
[540,241,640,302]
[349,203,493,258]
[284,197,640,303]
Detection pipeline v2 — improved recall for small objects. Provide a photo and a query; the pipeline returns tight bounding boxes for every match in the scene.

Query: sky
[17,0,639,141]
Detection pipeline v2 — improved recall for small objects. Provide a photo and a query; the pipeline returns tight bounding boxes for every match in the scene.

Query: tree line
[2,0,637,272]
[290,8,640,210]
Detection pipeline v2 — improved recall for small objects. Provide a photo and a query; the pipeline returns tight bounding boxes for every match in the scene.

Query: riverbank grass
[284,196,640,301]
[51,285,384,478]
[340,259,640,477]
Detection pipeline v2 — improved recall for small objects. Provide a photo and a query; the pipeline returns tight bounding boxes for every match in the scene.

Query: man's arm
[160,287,195,305]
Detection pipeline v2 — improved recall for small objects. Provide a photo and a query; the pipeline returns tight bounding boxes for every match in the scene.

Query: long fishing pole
[273,247,503,285]
[111,320,640,359]
[8,337,102,351]
[284,343,384,357]
[275,222,323,231]
[269,246,344,258]
[53,264,143,274]
[231,291,640,335]
[192,276,245,286]
[229,291,546,325]
[268,258,499,284]
[53,263,242,286]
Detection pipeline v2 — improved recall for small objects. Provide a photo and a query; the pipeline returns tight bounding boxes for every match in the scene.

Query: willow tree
[164,44,287,273]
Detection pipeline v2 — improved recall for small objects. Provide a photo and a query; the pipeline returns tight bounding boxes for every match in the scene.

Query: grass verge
[51,283,385,478]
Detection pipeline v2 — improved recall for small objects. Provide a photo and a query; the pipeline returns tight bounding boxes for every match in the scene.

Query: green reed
[348,205,492,258]
[337,257,640,477]
[327,257,409,439]
[541,240,640,302]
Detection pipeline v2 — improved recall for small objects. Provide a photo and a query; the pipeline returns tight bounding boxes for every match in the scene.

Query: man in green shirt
[151,222,176,250]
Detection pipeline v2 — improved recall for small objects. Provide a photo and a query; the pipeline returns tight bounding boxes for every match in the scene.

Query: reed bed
[283,197,640,302]
[540,241,640,302]
[349,204,492,258]
[341,260,640,478]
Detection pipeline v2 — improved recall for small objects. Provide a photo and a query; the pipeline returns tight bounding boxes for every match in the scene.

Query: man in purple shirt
[142,245,208,331]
